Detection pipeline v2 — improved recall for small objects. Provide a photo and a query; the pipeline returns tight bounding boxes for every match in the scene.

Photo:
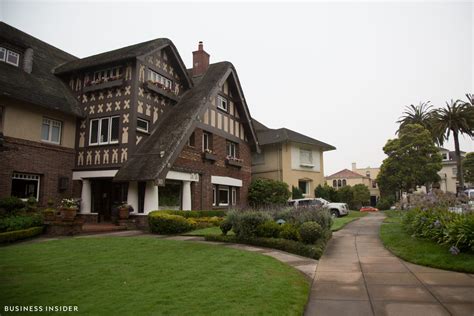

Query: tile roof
[326,168,367,179]
[253,119,335,150]
[0,22,83,116]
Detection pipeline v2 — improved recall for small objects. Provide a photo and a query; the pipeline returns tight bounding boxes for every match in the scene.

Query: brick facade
[173,127,252,210]
[0,136,75,205]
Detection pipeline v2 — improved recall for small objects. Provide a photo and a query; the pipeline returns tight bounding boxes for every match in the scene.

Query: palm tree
[432,98,474,191]
[397,102,434,136]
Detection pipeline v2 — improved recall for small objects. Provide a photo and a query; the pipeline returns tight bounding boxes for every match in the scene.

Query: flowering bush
[403,208,474,254]
[60,198,79,210]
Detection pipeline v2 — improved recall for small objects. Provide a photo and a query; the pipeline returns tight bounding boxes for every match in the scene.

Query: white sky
[1,0,473,175]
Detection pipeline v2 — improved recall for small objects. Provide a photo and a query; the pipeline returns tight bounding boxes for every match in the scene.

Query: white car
[288,198,349,218]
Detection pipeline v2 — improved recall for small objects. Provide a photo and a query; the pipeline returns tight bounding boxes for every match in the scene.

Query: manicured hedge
[0,226,43,243]
[154,210,227,218]
[148,212,195,234]
[205,233,331,259]
[0,213,44,233]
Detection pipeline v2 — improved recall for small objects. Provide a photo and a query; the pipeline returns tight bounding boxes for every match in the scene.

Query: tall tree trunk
[453,131,464,192]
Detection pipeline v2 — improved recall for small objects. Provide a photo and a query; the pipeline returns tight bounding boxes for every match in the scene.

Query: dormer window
[148,69,173,89]
[217,95,228,112]
[0,47,20,67]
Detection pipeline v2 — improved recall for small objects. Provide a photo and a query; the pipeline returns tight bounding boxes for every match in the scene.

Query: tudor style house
[251,120,335,198]
[0,22,259,223]
[0,22,83,203]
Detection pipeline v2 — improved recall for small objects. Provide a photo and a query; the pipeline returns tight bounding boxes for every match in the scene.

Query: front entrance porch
[73,169,199,222]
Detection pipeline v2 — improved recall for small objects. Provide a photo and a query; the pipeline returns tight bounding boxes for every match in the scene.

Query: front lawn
[380,212,474,273]
[0,237,309,315]
[331,211,368,231]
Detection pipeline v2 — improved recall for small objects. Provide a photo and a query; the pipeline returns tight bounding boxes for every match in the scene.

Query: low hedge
[148,212,195,234]
[153,210,227,218]
[0,213,44,233]
[205,234,329,259]
[0,226,43,243]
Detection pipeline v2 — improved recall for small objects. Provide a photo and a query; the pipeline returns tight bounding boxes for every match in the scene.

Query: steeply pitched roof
[0,22,82,117]
[253,119,335,151]
[53,38,193,89]
[326,168,367,179]
[114,61,258,182]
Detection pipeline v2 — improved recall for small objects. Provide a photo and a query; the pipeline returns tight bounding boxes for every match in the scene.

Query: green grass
[184,226,234,236]
[380,213,474,273]
[331,211,368,231]
[0,237,309,315]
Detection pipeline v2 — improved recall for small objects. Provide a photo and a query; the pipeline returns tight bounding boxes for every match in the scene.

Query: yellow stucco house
[326,163,380,206]
[251,120,336,198]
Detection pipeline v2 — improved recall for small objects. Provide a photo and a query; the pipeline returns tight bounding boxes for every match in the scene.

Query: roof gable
[326,169,367,179]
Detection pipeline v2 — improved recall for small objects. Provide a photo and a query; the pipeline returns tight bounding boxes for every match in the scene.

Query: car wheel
[330,210,339,218]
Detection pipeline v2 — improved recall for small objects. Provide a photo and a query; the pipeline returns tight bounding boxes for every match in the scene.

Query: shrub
[352,184,370,209]
[314,184,338,202]
[148,212,195,234]
[153,210,226,218]
[376,197,394,210]
[298,221,323,244]
[280,223,300,241]
[232,211,272,239]
[248,179,291,207]
[291,186,304,199]
[337,185,354,208]
[220,218,233,235]
[256,221,281,238]
[0,226,43,243]
[282,207,333,231]
[444,215,474,252]
[0,197,25,214]
[192,216,224,228]
[205,234,325,259]
[0,213,44,233]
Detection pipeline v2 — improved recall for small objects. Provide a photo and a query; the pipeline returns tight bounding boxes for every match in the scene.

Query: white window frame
[148,69,173,89]
[5,50,19,66]
[0,47,5,62]
[89,116,119,146]
[137,118,149,133]
[41,117,62,145]
[212,185,216,206]
[218,186,230,206]
[11,173,40,201]
[202,133,210,152]
[93,67,122,81]
[217,95,228,112]
[299,148,314,167]
[231,187,237,205]
[227,142,237,158]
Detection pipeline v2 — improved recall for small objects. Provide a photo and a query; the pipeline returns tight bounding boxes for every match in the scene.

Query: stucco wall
[2,98,76,148]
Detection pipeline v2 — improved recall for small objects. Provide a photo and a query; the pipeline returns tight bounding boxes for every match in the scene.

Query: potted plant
[59,198,79,221]
[118,203,133,220]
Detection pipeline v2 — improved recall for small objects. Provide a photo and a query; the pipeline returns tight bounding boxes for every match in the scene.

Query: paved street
[305,213,474,316]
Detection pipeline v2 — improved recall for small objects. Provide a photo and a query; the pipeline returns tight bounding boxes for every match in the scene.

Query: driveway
[305,212,474,316]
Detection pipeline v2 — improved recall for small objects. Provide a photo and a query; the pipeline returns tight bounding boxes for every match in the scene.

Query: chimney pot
[352,162,357,171]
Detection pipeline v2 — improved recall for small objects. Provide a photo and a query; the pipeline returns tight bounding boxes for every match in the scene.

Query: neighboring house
[351,162,380,205]
[325,165,380,206]
[436,147,468,193]
[0,23,259,223]
[251,120,335,198]
[0,22,83,204]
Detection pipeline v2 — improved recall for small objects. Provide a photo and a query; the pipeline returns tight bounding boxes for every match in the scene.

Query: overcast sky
[1,0,473,175]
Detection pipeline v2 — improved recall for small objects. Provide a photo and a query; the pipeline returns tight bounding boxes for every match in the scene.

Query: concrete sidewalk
[305,212,474,316]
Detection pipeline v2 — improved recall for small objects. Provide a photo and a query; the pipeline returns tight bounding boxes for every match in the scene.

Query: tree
[352,184,370,209]
[291,186,304,199]
[397,102,435,138]
[432,98,474,191]
[337,185,353,208]
[377,124,442,197]
[248,178,291,206]
[463,152,474,184]
[314,184,338,202]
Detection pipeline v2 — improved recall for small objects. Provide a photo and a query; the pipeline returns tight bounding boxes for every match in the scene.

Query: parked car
[288,198,349,218]
[360,206,379,212]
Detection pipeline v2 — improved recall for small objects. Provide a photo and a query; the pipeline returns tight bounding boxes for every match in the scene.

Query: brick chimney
[192,41,209,77]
